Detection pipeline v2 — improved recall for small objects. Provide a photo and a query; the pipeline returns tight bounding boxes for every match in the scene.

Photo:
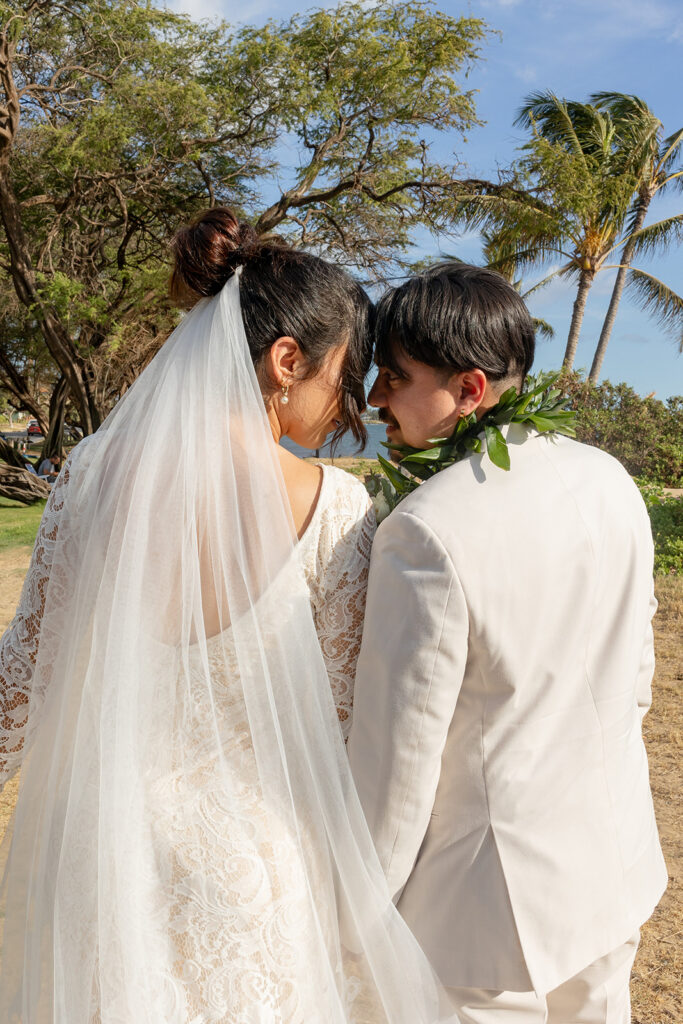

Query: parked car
[27,419,43,436]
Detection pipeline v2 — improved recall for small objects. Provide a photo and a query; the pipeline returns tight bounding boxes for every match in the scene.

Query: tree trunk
[0,33,100,435]
[562,268,594,370]
[0,436,28,468]
[0,462,50,504]
[37,375,68,463]
[588,201,649,383]
[0,175,101,434]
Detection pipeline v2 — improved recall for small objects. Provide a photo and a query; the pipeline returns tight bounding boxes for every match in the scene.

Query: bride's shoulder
[306,466,375,594]
[318,464,373,521]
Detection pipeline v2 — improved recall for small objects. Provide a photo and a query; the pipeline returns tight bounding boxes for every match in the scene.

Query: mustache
[377,409,397,426]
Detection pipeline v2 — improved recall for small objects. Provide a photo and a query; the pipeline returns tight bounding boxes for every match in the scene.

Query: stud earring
[280,380,290,405]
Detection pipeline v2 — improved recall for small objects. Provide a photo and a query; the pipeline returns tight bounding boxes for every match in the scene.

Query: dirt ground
[631,576,682,1022]
[0,549,680,1018]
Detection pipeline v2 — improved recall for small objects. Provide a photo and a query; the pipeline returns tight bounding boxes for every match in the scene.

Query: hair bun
[170,207,260,302]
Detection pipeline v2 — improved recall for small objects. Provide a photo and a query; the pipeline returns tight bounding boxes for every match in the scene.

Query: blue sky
[167,0,683,398]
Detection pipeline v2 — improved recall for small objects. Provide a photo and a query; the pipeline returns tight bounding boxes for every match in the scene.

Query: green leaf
[406,462,439,481]
[401,446,454,463]
[496,386,519,409]
[379,440,418,456]
[377,454,414,493]
[528,413,559,432]
[484,424,511,470]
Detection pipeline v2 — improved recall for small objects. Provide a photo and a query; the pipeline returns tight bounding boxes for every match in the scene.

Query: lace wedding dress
[0,278,452,1024]
[0,463,377,1022]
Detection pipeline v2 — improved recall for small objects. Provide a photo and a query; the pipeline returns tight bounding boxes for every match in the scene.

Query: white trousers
[446,933,640,1024]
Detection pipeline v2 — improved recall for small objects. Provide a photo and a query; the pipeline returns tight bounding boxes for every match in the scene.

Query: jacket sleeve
[347,507,469,899]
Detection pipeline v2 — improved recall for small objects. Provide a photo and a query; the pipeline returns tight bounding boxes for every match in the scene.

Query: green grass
[0,498,46,551]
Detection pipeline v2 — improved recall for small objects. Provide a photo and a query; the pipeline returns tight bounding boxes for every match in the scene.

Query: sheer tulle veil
[0,274,455,1022]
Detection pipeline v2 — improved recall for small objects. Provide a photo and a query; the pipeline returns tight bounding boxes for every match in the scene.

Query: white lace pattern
[0,463,72,786]
[300,465,376,740]
[0,460,380,1022]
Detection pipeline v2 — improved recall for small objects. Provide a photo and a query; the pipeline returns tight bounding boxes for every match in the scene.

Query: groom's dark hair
[375,263,535,388]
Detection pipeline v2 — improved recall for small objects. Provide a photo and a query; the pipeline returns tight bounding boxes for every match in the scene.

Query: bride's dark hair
[170,207,373,448]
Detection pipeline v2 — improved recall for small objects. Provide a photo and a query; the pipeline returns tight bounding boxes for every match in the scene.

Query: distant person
[37,453,60,481]
[349,262,667,1024]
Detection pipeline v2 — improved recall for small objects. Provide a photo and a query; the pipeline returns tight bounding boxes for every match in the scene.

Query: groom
[348,263,667,1023]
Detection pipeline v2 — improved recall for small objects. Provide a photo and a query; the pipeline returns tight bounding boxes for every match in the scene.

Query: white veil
[0,275,455,1023]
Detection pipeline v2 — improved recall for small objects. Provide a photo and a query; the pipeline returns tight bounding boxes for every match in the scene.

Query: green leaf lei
[365,372,577,521]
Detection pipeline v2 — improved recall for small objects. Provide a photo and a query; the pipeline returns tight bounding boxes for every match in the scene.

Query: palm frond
[625,269,683,350]
[629,213,683,258]
[657,128,683,179]
[515,91,589,166]
[453,193,557,238]
[504,244,573,274]
[532,317,555,340]
[621,199,649,242]
[521,262,576,299]
[590,91,665,184]
[590,92,651,120]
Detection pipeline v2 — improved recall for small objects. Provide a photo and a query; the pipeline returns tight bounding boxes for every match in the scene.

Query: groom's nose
[368,376,386,407]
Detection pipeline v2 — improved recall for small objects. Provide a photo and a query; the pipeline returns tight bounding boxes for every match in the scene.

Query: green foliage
[560,372,683,487]
[636,481,683,576]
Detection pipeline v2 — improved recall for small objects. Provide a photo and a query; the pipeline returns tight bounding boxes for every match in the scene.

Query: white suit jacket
[348,428,667,995]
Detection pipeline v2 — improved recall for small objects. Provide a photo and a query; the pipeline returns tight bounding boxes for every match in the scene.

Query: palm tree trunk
[589,202,649,382]
[563,268,593,370]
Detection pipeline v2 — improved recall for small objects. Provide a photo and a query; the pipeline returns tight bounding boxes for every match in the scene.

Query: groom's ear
[452,369,488,416]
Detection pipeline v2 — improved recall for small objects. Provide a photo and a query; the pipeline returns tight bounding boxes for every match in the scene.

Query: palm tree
[457,95,629,368]
[513,94,634,369]
[455,93,683,371]
[587,93,683,381]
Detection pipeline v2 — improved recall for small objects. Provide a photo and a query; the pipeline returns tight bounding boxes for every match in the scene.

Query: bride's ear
[265,337,305,388]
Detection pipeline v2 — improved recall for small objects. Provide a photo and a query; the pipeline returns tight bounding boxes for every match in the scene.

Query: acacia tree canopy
[0,0,489,439]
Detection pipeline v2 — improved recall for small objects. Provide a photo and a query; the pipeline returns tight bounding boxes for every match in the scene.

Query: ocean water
[280,421,389,460]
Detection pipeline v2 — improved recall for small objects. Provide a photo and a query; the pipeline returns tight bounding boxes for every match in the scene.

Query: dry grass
[0,551,680,1014]
[632,576,682,1023]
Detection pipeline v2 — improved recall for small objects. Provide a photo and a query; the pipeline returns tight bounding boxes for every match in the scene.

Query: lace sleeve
[0,462,70,789]
[310,474,376,741]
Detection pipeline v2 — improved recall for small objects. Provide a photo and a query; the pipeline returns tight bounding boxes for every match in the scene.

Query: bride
[0,209,454,1023]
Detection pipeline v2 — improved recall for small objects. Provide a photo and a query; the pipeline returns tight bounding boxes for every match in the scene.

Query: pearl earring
[281,381,290,405]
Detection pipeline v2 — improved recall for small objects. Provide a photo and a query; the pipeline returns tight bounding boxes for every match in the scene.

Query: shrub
[636,481,683,576]
[559,372,683,487]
